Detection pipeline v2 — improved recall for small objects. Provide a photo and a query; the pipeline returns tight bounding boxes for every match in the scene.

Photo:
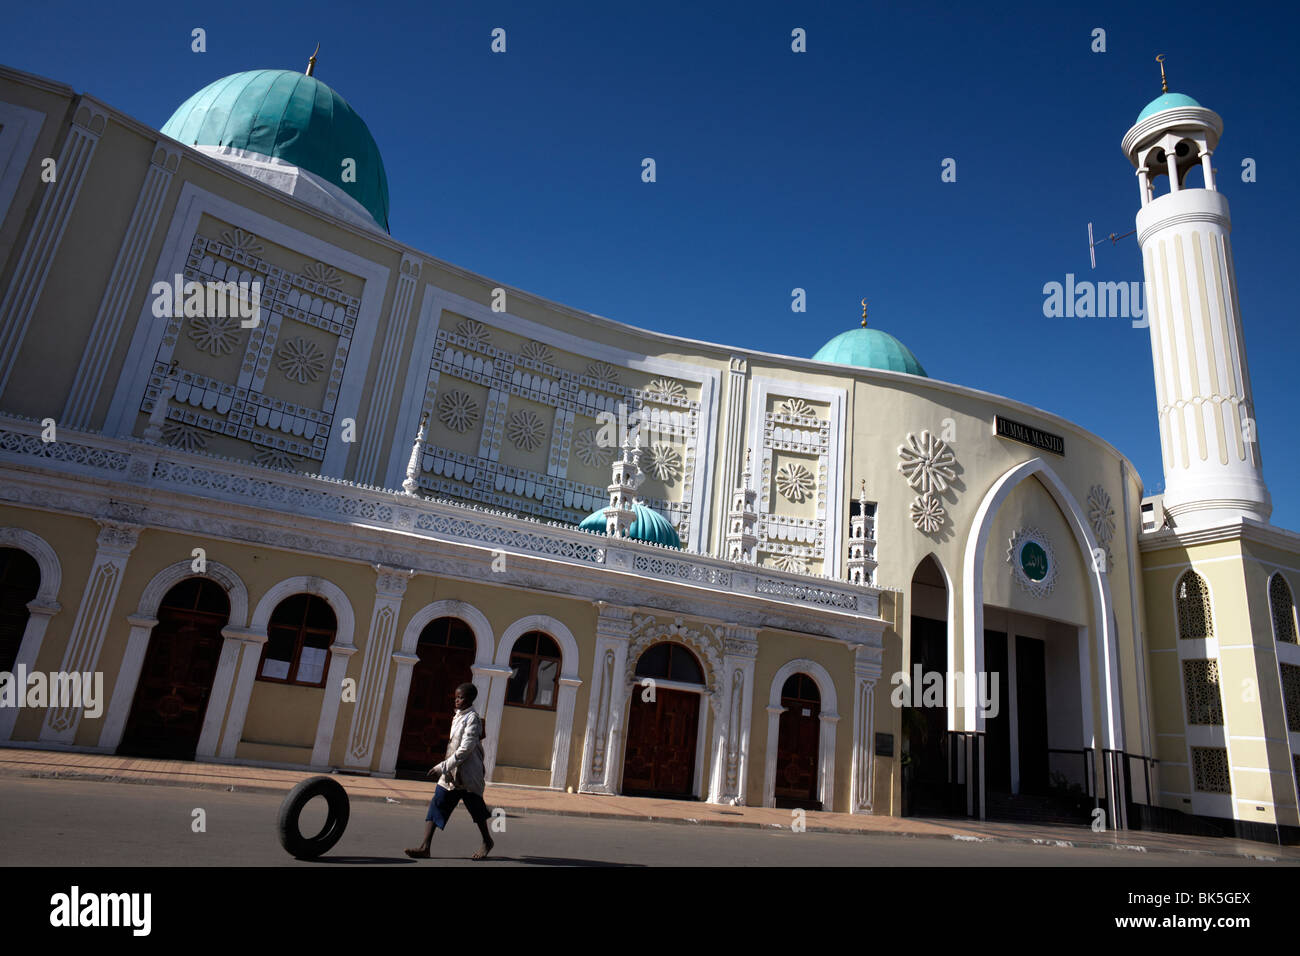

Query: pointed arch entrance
[902,554,954,817]
[961,458,1123,825]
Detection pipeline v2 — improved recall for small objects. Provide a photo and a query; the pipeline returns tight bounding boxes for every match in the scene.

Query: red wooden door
[397,618,476,774]
[775,673,821,809]
[119,578,229,759]
[622,687,699,798]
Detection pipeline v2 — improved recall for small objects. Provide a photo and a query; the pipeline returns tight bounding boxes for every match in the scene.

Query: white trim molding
[96,558,249,753]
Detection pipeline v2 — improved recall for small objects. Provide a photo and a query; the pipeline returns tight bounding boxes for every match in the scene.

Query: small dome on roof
[578,502,682,549]
[812,325,927,377]
[1136,91,1201,123]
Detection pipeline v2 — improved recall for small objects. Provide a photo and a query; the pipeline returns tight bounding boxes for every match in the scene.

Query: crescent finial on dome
[306,43,320,77]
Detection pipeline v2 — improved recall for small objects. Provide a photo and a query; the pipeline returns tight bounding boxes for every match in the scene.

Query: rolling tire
[277,776,350,859]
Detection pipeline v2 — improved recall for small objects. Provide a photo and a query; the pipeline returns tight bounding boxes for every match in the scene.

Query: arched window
[1271,574,1297,644]
[506,631,562,709]
[1176,571,1214,640]
[0,547,40,674]
[258,594,336,686]
[634,642,704,684]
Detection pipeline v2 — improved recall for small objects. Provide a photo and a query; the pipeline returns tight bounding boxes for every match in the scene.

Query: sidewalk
[1,747,1294,862]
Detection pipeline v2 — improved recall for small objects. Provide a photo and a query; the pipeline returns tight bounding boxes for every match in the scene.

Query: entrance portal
[622,642,703,799]
[119,578,229,759]
[774,672,822,810]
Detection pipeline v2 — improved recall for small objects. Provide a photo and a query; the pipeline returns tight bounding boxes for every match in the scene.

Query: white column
[218,629,268,758]
[850,643,883,813]
[63,140,181,429]
[1200,147,1216,191]
[762,703,784,808]
[550,676,583,789]
[0,600,60,741]
[40,520,140,744]
[195,625,257,758]
[343,566,413,770]
[578,603,633,794]
[478,663,514,780]
[0,99,107,395]
[708,626,758,804]
[376,651,420,775]
[310,640,359,768]
[818,712,840,812]
[1166,149,1181,192]
[1136,168,1151,207]
[95,613,157,751]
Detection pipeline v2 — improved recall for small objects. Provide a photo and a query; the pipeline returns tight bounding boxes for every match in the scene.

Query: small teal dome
[162,69,390,231]
[1136,92,1201,123]
[812,326,927,377]
[578,503,682,549]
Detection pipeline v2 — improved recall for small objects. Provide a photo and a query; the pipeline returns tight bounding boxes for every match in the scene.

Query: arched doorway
[119,577,230,759]
[0,547,40,674]
[774,672,821,810]
[903,554,952,816]
[622,642,704,799]
[397,616,476,776]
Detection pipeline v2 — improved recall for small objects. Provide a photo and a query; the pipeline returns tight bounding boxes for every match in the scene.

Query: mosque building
[0,51,1296,840]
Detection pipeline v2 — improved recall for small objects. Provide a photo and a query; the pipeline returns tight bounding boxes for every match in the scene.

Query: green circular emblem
[1020,541,1049,582]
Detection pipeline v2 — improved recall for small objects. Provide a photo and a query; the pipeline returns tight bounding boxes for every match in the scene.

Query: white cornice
[1139,517,1300,555]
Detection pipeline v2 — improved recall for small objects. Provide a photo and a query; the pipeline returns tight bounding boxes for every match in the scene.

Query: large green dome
[812,326,927,377]
[1136,91,1201,123]
[578,503,682,549]
[162,69,389,231]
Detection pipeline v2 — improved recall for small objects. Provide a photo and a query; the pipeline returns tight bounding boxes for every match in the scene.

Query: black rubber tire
[277,776,350,859]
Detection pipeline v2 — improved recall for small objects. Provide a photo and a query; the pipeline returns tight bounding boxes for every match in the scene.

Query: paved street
[0,777,1291,867]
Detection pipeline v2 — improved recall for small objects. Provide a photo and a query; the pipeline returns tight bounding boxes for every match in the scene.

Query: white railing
[0,415,882,619]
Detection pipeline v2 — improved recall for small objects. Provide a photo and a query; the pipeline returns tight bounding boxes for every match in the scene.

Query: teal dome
[578,503,682,549]
[1136,92,1201,123]
[812,326,927,377]
[162,69,389,231]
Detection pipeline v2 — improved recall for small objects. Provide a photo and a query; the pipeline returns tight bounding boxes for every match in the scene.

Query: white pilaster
[94,613,157,751]
[0,600,59,742]
[376,651,420,775]
[0,98,107,396]
[343,565,413,770]
[63,140,181,429]
[578,602,633,794]
[708,625,758,804]
[40,518,139,744]
[310,640,359,768]
[356,254,423,483]
[850,643,883,813]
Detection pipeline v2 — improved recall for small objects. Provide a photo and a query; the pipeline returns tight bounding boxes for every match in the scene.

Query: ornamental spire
[861,298,868,329]
[306,43,320,77]
[1156,53,1168,94]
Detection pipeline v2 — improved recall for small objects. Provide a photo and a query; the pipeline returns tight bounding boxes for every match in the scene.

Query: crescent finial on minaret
[861,298,868,328]
[1155,54,1168,94]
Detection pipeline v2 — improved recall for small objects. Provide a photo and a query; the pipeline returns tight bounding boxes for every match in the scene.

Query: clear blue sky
[4,0,1297,528]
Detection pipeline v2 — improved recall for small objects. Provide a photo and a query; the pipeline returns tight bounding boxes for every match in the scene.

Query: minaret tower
[1122,57,1271,529]
[606,433,639,537]
[725,449,759,562]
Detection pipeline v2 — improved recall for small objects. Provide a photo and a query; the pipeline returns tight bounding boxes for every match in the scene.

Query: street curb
[0,766,1287,862]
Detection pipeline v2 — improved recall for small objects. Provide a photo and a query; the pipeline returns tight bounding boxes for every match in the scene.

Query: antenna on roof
[1087,221,1137,269]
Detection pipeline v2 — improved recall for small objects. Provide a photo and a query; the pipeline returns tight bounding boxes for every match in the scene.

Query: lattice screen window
[1182,659,1224,726]
[1272,574,1298,644]
[1176,571,1214,640]
[1281,664,1300,733]
[1191,747,1231,793]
